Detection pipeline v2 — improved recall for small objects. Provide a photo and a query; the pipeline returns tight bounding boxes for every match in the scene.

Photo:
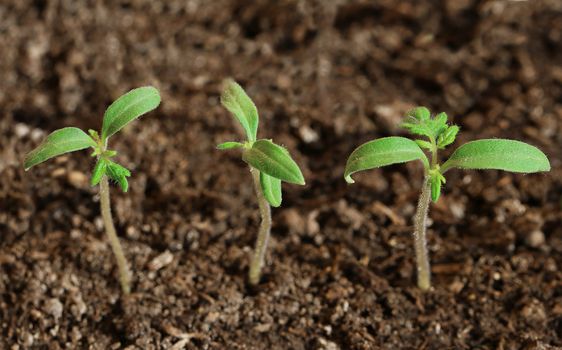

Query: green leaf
[415,139,433,150]
[91,158,108,186]
[406,107,430,122]
[441,139,550,173]
[260,172,282,207]
[344,137,430,183]
[401,122,434,139]
[217,141,244,150]
[429,172,446,202]
[101,86,161,140]
[242,139,305,185]
[220,79,259,142]
[430,112,449,137]
[106,162,131,192]
[24,127,96,170]
[437,125,459,149]
[431,177,441,202]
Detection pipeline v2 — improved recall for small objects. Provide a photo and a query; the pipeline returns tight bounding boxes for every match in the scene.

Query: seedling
[344,107,550,290]
[24,87,161,294]
[218,79,305,285]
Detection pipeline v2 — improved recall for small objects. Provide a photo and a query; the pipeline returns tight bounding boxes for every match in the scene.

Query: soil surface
[1,0,561,349]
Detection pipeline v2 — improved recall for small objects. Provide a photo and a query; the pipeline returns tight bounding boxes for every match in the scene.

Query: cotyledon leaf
[101,86,161,140]
[260,172,282,207]
[220,79,259,142]
[24,127,96,170]
[217,141,244,150]
[344,136,430,183]
[441,139,550,173]
[242,139,305,185]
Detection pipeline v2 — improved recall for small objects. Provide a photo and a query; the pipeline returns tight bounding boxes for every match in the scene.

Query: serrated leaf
[344,137,430,183]
[220,79,259,142]
[437,125,459,149]
[415,139,433,150]
[441,139,550,173]
[106,162,131,192]
[406,107,430,122]
[242,139,305,185]
[217,141,244,150]
[101,86,161,140]
[91,159,108,186]
[430,112,449,138]
[24,127,96,170]
[401,122,434,138]
[260,172,282,207]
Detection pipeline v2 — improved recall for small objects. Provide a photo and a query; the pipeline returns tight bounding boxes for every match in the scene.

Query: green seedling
[344,107,550,290]
[218,79,305,285]
[24,87,161,294]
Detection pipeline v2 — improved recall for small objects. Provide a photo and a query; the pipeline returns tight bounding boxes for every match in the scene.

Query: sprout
[344,107,550,290]
[24,87,161,294]
[218,79,305,285]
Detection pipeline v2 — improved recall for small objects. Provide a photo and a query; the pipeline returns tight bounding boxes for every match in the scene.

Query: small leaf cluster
[401,107,459,201]
[218,80,305,207]
[24,87,161,192]
[345,106,550,202]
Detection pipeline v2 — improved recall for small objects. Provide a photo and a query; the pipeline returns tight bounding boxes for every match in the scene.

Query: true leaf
[106,162,132,192]
[24,127,96,170]
[220,79,259,142]
[260,172,282,207]
[441,139,550,173]
[430,176,441,202]
[101,86,161,140]
[91,158,108,186]
[344,136,430,183]
[406,107,430,122]
[242,139,305,185]
[401,122,434,139]
[437,125,459,149]
[415,139,433,150]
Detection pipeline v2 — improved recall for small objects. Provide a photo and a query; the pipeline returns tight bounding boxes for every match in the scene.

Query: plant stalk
[413,176,432,290]
[99,175,131,294]
[248,167,272,285]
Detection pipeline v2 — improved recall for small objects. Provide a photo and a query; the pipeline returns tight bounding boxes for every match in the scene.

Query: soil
[0,0,561,349]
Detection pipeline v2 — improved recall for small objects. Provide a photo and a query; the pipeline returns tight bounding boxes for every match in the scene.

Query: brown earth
[0,0,561,349]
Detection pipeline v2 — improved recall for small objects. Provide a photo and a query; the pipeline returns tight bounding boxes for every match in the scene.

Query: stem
[99,175,131,294]
[248,167,272,286]
[413,176,432,290]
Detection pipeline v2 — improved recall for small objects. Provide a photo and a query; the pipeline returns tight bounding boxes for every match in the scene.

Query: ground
[0,0,561,349]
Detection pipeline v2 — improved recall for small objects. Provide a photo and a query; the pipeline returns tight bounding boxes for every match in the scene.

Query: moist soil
[0,1,561,349]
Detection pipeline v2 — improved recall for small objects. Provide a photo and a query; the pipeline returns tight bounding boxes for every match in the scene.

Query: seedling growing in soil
[218,79,305,285]
[24,87,161,294]
[344,107,550,290]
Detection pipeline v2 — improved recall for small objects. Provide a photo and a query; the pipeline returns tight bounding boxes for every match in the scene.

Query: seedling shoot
[24,87,161,294]
[344,107,550,290]
[218,79,305,285]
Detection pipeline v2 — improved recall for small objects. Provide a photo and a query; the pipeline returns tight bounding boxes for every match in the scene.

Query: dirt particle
[147,250,174,271]
[44,298,63,320]
[67,171,88,189]
[525,230,545,248]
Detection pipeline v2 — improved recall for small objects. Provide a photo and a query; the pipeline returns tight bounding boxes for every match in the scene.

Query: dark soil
[1,0,561,349]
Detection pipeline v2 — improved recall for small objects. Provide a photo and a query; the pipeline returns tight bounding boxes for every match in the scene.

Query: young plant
[344,107,550,290]
[218,79,305,285]
[24,87,161,294]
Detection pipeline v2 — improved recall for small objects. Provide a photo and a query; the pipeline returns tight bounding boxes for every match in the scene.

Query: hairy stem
[99,175,131,294]
[248,167,272,286]
[414,176,431,290]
